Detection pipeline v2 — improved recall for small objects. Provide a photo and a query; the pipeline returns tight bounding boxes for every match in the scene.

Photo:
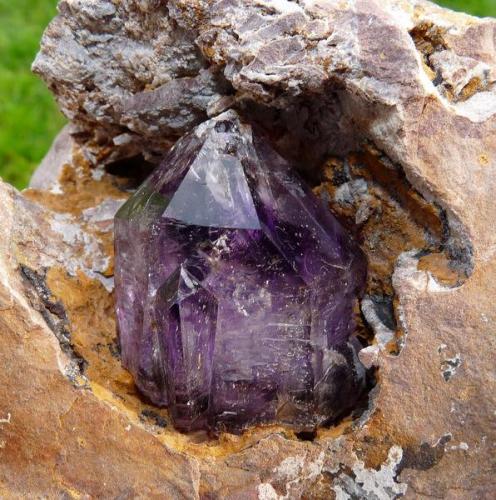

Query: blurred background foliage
[0,0,495,189]
[0,0,65,188]
[438,1,496,17]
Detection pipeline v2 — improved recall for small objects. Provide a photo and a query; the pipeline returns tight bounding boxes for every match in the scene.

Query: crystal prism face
[115,111,367,433]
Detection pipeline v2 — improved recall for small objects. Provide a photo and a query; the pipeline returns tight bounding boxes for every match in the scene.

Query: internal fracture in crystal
[115,111,367,433]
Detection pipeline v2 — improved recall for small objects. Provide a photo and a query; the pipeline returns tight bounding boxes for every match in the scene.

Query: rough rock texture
[0,0,495,497]
[29,124,75,190]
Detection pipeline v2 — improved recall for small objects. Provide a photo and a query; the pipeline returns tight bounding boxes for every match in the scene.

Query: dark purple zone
[114,111,367,433]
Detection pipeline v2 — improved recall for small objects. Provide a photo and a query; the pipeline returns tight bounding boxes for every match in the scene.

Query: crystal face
[115,111,367,433]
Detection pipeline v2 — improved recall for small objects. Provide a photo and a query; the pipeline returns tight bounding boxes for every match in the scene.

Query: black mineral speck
[140,409,167,428]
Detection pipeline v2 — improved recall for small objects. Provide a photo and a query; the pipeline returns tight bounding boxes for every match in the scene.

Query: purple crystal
[115,111,367,433]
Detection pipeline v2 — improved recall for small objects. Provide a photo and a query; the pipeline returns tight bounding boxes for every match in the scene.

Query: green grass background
[0,1,494,189]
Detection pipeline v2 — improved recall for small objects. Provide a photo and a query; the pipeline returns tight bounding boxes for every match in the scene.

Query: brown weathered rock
[29,124,74,190]
[0,0,495,497]
[0,179,199,498]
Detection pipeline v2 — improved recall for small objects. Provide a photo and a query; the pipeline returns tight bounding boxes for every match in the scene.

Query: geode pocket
[114,111,367,433]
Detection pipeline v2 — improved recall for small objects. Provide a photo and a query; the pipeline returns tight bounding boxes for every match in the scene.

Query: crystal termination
[115,111,367,433]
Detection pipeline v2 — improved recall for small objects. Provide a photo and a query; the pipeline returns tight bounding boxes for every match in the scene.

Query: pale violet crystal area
[115,111,367,433]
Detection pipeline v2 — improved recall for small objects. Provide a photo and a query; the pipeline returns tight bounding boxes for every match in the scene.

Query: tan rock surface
[0,0,495,498]
[0,182,202,499]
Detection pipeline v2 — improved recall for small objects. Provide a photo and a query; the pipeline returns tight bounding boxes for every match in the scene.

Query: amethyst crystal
[115,111,367,433]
